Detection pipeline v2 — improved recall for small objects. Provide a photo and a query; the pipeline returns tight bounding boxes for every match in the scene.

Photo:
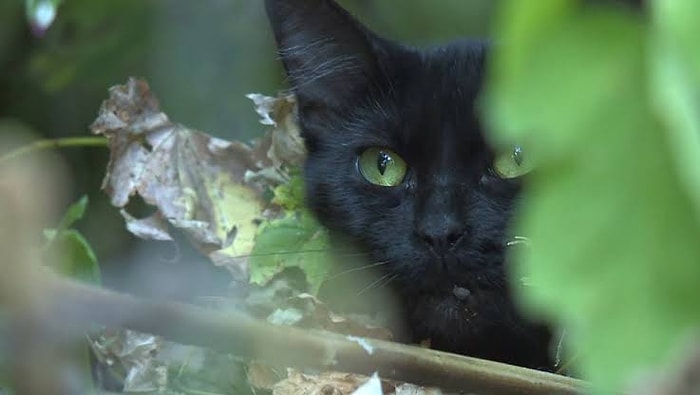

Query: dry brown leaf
[90,329,167,393]
[90,80,310,282]
[246,361,286,391]
[393,383,443,395]
[119,210,172,241]
[273,370,374,395]
[352,373,383,395]
[288,294,393,341]
[247,93,306,168]
[89,81,413,394]
[90,78,268,275]
[271,371,441,395]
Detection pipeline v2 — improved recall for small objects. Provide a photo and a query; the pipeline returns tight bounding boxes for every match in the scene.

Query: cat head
[265,0,548,366]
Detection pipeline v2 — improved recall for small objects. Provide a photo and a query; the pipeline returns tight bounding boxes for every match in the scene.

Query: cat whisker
[229,249,366,260]
[505,235,531,248]
[326,260,391,281]
[277,37,334,60]
[291,55,361,89]
[357,273,398,296]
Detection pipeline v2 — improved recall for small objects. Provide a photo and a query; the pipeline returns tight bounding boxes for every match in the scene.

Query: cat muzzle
[452,285,472,301]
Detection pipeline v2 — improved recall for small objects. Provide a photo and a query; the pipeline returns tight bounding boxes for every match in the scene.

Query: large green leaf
[651,0,700,217]
[249,212,331,295]
[487,4,700,393]
[490,0,574,86]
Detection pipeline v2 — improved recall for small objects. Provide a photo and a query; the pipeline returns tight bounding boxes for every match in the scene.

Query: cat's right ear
[264,0,382,108]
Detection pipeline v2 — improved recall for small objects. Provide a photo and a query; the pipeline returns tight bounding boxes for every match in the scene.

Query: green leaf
[490,0,574,84]
[249,211,331,295]
[488,4,700,393]
[651,0,700,218]
[37,196,98,393]
[43,196,101,285]
[272,172,305,211]
[44,195,89,246]
[48,229,101,285]
[487,9,644,159]
[58,195,89,232]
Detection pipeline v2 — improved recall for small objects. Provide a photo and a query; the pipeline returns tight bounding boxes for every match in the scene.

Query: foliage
[90,79,331,294]
[249,210,331,295]
[7,0,700,393]
[272,171,305,211]
[42,196,100,393]
[248,169,333,294]
[487,0,700,392]
[44,195,101,285]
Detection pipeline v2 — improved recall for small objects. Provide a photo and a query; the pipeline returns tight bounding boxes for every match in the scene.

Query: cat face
[265,0,552,368]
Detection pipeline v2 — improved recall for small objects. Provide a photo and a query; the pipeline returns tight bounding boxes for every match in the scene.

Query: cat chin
[406,284,507,324]
[404,288,552,368]
[407,289,504,347]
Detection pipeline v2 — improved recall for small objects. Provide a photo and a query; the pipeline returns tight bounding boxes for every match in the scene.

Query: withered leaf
[90,78,265,270]
[247,361,286,391]
[119,210,172,241]
[394,384,443,395]
[247,93,306,168]
[287,294,393,341]
[352,373,384,395]
[273,370,375,395]
[90,329,166,393]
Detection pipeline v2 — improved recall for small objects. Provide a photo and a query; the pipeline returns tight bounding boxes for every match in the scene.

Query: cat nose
[417,224,467,252]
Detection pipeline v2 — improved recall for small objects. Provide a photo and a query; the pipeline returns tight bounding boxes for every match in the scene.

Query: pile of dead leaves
[87,78,437,395]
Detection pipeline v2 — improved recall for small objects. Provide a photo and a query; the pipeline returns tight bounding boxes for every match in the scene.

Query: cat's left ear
[264,0,384,108]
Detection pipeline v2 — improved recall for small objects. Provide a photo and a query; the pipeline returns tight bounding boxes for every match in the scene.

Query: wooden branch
[41,276,586,395]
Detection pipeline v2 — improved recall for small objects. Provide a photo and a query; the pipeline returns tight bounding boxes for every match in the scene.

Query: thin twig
[40,276,586,395]
[0,136,108,165]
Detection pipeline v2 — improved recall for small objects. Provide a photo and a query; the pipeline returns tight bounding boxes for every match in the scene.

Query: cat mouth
[449,237,530,302]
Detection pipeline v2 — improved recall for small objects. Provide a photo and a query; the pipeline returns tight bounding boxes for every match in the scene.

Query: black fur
[264,0,553,369]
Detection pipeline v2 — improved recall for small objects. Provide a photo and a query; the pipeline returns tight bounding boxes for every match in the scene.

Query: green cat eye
[358,147,407,187]
[493,146,533,179]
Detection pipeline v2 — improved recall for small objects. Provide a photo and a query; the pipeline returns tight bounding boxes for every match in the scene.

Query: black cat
[264,0,553,370]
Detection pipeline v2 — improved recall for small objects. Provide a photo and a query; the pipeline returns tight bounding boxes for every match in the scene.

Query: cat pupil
[513,146,524,166]
[377,151,391,175]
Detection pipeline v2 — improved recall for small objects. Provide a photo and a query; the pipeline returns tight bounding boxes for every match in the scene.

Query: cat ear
[264,0,382,107]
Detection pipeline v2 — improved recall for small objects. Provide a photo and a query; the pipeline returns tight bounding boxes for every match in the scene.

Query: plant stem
[0,136,108,165]
[41,276,586,395]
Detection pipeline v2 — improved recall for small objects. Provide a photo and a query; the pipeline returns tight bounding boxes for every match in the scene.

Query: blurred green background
[0,0,496,292]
